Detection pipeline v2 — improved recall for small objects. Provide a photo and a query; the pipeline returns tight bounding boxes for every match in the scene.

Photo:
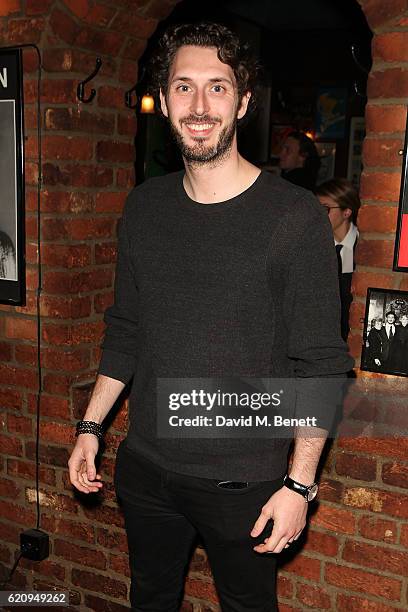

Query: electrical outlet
[20,529,49,561]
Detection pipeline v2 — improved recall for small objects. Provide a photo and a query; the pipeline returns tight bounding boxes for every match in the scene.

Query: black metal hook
[125,84,138,109]
[351,43,370,98]
[77,57,102,104]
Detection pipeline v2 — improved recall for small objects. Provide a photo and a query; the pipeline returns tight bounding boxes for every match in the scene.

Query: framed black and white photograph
[0,48,25,305]
[393,108,408,272]
[361,287,408,377]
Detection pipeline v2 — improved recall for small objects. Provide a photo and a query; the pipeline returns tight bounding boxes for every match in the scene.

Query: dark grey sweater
[99,170,353,480]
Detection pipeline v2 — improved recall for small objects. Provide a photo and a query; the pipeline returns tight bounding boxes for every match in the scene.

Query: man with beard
[68,22,352,611]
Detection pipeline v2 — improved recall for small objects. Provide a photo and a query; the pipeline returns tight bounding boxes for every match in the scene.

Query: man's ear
[237,91,251,120]
[159,89,169,117]
[343,208,352,219]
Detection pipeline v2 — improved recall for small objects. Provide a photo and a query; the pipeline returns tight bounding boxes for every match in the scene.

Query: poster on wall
[314,87,347,139]
[393,109,408,272]
[0,48,25,305]
[361,287,408,377]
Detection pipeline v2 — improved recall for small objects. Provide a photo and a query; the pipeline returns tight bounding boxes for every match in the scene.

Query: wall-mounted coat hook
[77,57,102,104]
[351,43,370,98]
[125,84,138,109]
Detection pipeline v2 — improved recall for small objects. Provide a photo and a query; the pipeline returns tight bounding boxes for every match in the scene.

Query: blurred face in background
[374,319,383,330]
[279,137,305,171]
[400,315,408,327]
[318,195,351,234]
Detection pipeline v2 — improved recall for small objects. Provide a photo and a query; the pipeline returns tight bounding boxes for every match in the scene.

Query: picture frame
[393,108,408,272]
[360,287,408,377]
[0,48,25,305]
[347,116,365,189]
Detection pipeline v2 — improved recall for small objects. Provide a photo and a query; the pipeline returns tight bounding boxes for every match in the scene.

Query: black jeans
[114,441,283,612]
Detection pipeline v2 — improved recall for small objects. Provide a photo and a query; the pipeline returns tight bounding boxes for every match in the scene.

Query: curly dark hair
[147,22,259,122]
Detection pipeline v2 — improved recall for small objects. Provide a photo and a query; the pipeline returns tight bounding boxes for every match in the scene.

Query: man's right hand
[68,434,103,494]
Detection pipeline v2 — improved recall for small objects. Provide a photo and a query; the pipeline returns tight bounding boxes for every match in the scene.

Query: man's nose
[191,89,209,116]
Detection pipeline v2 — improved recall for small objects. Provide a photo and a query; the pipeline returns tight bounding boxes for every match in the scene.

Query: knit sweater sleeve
[98,194,139,384]
[283,194,354,429]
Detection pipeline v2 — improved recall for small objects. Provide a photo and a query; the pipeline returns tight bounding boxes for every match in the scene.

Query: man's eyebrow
[170,76,234,85]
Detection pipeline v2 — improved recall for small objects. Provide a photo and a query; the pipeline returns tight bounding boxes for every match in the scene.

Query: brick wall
[0,0,407,610]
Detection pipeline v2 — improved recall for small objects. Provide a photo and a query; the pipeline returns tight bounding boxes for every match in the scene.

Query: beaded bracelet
[75,420,104,441]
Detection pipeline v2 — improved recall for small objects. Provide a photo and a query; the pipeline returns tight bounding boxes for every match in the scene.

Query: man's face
[386,313,395,325]
[318,195,351,233]
[374,320,383,330]
[160,45,250,165]
[401,315,408,327]
[279,137,305,171]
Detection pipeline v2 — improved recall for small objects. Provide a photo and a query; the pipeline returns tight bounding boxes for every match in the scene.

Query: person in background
[0,231,16,280]
[316,178,360,342]
[279,131,321,191]
[365,317,384,371]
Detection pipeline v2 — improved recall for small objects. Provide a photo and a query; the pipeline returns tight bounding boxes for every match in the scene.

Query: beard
[169,114,237,166]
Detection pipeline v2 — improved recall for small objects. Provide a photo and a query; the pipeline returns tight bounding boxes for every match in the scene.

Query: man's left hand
[250,486,307,553]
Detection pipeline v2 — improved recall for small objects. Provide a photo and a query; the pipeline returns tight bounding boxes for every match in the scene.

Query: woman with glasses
[315,179,360,342]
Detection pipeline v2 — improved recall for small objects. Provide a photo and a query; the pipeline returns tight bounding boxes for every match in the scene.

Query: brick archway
[0,1,408,610]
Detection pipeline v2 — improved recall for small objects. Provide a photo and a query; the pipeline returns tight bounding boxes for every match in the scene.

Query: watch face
[307,484,318,501]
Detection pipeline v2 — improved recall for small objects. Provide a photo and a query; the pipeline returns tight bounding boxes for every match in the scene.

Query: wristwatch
[283,475,319,502]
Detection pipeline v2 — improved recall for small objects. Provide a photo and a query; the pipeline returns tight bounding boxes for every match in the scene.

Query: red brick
[20,557,65,582]
[111,10,157,38]
[117,167,135,188]
[42,163,113,188]
[382,462,408,489]
[41,79,77,104]
[43,372,72,395]
[0,500,36,526]
[373,32,408,62]
[302,529,339,556]
[343,486,408,519]
[41,190,94,214]
[335,452,377,481]
[25,161,39,185]
[26,0,53,14]
[98,85,125,109]
[95,242,117,264]
[41,243,91,268]
[296,583,331,609]
[355,239,394,268]
[42,323,71,346]
[45,107,114,134]
[7,413,32,436]
[43,218,115,241]
[42,347,90,372]
[368,68,408,99]
[317,478,343,502]
[184,578,219,604]
[352,271,395,297]
[343,539,408,576]
[84,595,130,612]
[401,523,408,547]
[76,26,123,55]
[0,476,21,498]
[54,539,107,569]
[0,388,22,410]
[49,7,79,44]
[363,139,404,169]
[94,291,114,313]
[40,295,92,319]
[276,574,293,598]
[0,521,20,544]
[0,342,12,361]
[0,0,21,17]
[83,504,125,529]
[358,204,398,233]
[0,433,23,457]
[338,437,408,461]
[15,345,38,367]
[380,403,408,428]
[71,321,105,345]
[360,172,401,202]
[309,503,356,534]
[97,140,135,163]
[26,488,78,514]
[336,592,402,612]
[7,17,45,43]
[280,554,321,581]
[28,393,70,419]
[108,553,131,578]
[358,516,397,543]
[95,192,127,213]
[42,47,116,77]
[71,567,127,598]
[62,0,116,27]
[38,421,75,445]
[0,544,11,564]
[122,37,146,60]
[7,459,56,486]
[325,562,401,600]
[366,105,406,135]
[44,135,93,161]
[362,0,407,29]
[119,59,138,84]
[42,269,113,295]
[25,441,69,467]
[41,515,95,544]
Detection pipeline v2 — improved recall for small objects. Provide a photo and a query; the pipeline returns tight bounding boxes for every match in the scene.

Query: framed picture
[314,87,347,139]
[361,287,408,377]
[0,48,25,305]
[347,116,365,189]
[315,142,336,185]
[393,108,408,272]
